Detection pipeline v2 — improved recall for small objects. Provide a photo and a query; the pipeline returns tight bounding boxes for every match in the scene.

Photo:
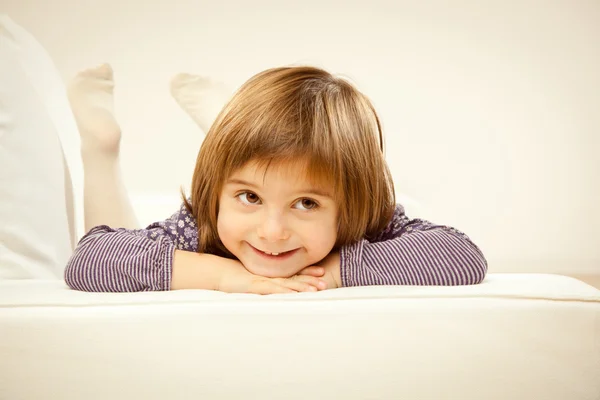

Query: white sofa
[1,274,599,400]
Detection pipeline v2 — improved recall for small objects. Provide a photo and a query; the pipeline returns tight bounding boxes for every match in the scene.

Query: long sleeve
[340,204,487,287]
[64,202,199,292]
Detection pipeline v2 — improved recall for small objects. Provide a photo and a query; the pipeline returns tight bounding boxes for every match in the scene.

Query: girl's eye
[237,192,261,205]
[294,198,318,210]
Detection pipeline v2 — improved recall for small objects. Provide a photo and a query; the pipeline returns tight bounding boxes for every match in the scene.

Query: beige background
[3,0,599,275]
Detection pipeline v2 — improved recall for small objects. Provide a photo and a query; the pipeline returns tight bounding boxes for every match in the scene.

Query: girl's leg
[170,73,232,134]
[67,64,139,231]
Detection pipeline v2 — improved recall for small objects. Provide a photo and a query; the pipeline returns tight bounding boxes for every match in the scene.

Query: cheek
[302,215,337,254]
[216,205,240,247]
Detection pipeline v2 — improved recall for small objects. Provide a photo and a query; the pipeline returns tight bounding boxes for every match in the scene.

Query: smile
[248,244,299,260]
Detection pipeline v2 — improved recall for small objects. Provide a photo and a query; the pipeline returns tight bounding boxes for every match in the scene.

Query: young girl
[64,65,487,293]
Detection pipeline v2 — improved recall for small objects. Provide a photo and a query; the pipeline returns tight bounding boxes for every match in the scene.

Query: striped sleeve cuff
[159,240,175,291]
[339,240,366,287]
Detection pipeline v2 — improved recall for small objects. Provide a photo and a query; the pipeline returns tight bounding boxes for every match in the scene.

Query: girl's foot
[170,73,232,134]
[67,63,121,157]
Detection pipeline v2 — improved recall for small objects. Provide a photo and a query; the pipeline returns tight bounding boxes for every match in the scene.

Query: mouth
[248,243,299,261]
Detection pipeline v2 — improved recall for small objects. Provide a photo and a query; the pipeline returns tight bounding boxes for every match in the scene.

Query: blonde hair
[184,66,395,257]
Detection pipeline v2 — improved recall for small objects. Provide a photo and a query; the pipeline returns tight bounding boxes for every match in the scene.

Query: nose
[257,212,290,242]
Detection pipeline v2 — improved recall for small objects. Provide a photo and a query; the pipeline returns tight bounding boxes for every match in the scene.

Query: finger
[297,266,325,277]
[272,277,319,292]
[252,281,296,295]
[281,275,327,291]
[292,274,328,290]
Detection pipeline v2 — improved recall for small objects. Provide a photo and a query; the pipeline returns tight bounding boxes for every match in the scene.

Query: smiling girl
[64,65,487,293]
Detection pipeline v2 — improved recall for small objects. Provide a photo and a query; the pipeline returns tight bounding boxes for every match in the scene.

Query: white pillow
[0,15,84,279]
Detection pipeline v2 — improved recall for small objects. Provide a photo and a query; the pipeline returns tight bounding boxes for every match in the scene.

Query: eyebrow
[226,178,333,198]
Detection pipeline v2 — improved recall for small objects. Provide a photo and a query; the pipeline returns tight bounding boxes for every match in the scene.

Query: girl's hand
[218,258,327,295]
[304,252,342,290]
[296,266,326,278]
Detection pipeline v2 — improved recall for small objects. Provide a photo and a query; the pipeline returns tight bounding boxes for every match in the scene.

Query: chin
[244,262,297,279]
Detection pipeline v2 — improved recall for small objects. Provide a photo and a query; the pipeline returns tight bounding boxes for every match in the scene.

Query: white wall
[3,0,599,274]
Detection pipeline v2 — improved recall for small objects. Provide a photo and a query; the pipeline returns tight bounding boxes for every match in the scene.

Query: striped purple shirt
[64,203,487,292]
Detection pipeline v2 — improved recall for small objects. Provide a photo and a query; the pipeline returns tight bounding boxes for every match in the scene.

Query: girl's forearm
[171,250,225,290]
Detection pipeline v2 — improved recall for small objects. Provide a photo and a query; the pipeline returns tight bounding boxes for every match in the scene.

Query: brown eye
[295,198,318,210]
[238,192,261,205]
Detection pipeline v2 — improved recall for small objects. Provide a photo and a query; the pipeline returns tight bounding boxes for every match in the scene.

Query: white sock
[67,63,121,157]
[170,73,232,134]
[67,64,138,230]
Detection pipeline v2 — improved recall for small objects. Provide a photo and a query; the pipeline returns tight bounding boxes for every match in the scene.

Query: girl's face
[217,160,338,278]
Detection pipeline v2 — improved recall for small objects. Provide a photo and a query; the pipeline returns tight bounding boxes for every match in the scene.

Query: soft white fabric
[0,15,84,279]
[0,273,598,399]
[129,192,183,227]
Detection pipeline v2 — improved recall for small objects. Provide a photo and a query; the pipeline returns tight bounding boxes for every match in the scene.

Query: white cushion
[0,15,83,279]
[0,273,598,399]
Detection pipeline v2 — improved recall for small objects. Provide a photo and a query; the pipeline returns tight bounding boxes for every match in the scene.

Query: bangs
[218,77,342,198]
[246,155,339,198]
